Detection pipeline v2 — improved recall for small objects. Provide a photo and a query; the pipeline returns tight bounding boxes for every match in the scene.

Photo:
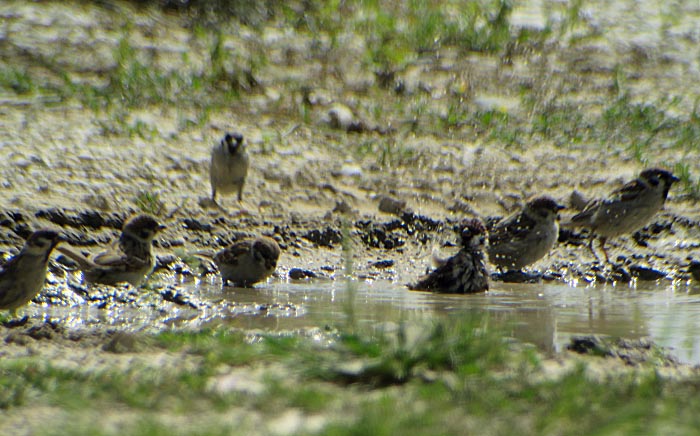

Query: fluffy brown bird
[214,236,281,287]
[57,215,164,286]
[569,168,679,262]
[0,230,61,316]
[488,196,564,271]
[408,219,489,294]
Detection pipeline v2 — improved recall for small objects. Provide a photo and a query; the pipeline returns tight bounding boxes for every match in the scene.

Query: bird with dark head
[210,131,250,204]
[569,168,679,262]
[225,132,243,154]
[0,229,62,316]
[408,218,489,294]
[57,214,165,286]
[488,196,565,271]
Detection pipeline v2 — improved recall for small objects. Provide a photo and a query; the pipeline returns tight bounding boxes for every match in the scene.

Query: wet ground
[1,0,700,368]
[5,277,700,364]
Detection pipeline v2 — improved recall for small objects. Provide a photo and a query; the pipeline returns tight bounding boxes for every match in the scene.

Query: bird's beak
[156,224,166,233]
[557,204,566,210]
[671,175,681,183]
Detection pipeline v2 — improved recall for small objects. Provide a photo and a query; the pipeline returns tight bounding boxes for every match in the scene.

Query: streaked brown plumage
[408,219,489,294]
[214,236,280,287]
[0,230,61,316]
[488,196,564,271]
[57,215,164,286]
[569,168,679,262]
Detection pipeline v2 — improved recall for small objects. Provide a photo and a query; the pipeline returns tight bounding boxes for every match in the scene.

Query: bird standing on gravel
[57,214,164,286]
[210,132,250,205]
[569,168,679,262]
[214,236,280,287]
[488,196,564,271]
[408,219,489,294]
[0,230,61,317]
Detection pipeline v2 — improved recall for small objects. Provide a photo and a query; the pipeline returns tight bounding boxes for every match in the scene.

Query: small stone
[371,259,394,269]
[160,288,197,309]
[377,195,406,215]
[567,335,609,356]
[289,268,317,280]
[198,257,218,275]
[182,218,212,232]
[328,104,355,131]
[155,254,178,270]
[102,332,140,353]
[333,200,353,214]
[610,265,631,282]
[25,321,61,340]
[629,265,666,281]
[302,227,342,247]
[5,332,31,345]
[2,316,30,329]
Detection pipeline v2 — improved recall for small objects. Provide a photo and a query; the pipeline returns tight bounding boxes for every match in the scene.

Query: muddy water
[67,280,700,364]
[212,280,700,364]
[37,278,700,363]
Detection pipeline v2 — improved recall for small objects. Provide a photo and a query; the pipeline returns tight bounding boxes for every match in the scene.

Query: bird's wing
[571,178,646,224]
[214,241,251,267]
[488,212,537,246]
[0,253,22,281]
[607,178,647,203]
[56,246,100,270]
[91,249,131,268]
[571,198,601,224]
[59,245,151,276]
[409,252,468,291]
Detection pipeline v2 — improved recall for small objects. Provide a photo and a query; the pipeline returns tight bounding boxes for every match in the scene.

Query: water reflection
[33,278,700,364]
[215,279,700,364]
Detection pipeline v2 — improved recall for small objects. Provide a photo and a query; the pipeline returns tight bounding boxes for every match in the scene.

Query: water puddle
[33,278,700,364]
[214,279,700,364]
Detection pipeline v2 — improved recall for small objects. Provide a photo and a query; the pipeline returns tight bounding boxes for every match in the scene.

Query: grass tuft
[134,191,166,216]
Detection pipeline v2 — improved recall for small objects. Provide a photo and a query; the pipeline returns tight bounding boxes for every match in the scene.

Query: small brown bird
[210,132,250,204]
[408,219,489,294]
[570,168,679,262]
[488,196,564,271]
[214,236,281,287]
[0,230,61,316]
[57,215,164,286]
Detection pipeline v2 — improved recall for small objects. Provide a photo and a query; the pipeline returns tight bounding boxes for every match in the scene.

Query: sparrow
[0,230,61,316]
[57,214,165,286]
[487,196,565,271]
[408,218,489,294]
[569,168,679,262]
[210,132,250,204]
[214,236,281,287]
